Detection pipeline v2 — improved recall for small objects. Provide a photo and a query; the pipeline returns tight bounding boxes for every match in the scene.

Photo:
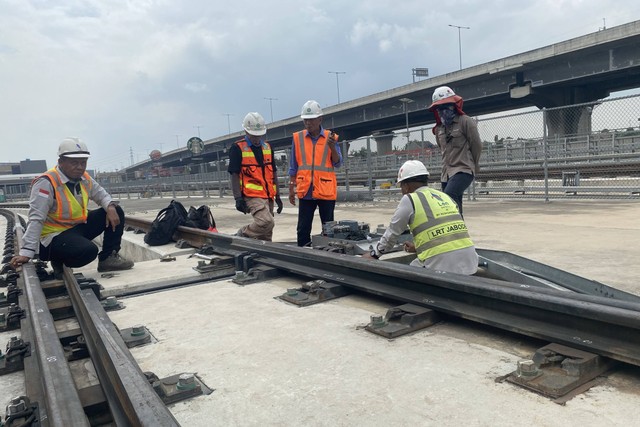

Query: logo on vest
[430,191,451,207]
[430,192,444,202]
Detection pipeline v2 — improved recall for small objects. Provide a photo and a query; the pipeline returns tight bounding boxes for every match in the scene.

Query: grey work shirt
[19,167,113,259]
[434,114,483,182]
[376,186,478,275]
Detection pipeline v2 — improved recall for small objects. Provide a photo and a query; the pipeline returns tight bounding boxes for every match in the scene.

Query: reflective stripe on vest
[293,130,337,200]
[40,168,92,237]
[409,188,474,261]
[236,139,275,199]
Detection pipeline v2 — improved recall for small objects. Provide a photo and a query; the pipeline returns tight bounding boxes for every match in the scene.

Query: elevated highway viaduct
[130,20,640,175]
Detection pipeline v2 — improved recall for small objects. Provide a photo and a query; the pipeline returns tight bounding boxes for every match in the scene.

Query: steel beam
[126,219,640,367]
[63,268,180,426]
[14,213,90,427]
[255,252,640,366]
[478,249,640,302]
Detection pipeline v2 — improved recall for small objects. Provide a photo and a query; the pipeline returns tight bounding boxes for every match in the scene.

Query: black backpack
[144,200,189,246]
[186,205,218,232]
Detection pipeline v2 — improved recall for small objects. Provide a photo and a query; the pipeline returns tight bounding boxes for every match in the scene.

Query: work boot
[97,251,134,272]
[51,261,64,280]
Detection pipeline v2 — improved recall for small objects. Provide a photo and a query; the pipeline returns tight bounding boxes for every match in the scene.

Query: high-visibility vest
[236,139,276,199]
[293,130,337,200]
[408,188,474,261]
[39,168,92,237]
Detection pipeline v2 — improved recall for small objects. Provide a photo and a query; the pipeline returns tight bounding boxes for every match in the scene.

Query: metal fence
[5,94,639,203]
[100,94,640,202]
[340,93,640,201]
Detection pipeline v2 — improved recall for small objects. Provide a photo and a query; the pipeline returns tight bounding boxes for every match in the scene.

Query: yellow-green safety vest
[408,188,474,261]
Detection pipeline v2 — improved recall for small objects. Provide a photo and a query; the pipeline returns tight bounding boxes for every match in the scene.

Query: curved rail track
[123,216,640,367]
[2,205,640,424]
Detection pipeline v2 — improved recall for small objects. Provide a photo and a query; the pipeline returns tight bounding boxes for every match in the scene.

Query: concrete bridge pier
[372,131,396,155]
[523,85,607,137]
[545,105,594,136]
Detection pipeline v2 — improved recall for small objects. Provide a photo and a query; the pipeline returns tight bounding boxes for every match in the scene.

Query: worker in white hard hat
[363,160,478,275]
[428,86,482,216]
[10,138,134,279]
[227,112,283,241]
[288,100,343,246]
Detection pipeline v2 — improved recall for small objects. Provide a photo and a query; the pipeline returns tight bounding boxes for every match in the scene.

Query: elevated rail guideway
[130,20,640,174]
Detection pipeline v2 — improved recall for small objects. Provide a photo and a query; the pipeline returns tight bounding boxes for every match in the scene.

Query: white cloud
[184,82,209,93]
[1,0,639,171]
[350,19,433,53]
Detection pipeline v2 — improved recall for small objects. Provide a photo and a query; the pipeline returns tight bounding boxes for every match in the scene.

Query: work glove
[235,198,248,214]
[275,195,283,214]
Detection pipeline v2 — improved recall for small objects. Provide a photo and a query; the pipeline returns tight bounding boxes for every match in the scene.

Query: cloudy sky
[1,0,639,172]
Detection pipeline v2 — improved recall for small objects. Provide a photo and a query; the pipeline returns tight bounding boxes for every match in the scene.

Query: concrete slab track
[1,197,639,426]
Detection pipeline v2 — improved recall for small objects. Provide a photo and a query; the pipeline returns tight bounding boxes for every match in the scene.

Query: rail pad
[365,303,440,338]
[278,280,350,306]
[504,343,617,400]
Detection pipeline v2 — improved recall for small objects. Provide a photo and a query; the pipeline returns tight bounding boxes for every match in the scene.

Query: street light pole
[448,24,470,70]
[193,126,203,138]
[264,97,277,122]
[328,71,346,104]
[175,134,180,148]
[399,98,414,140]
[222,114,233,134]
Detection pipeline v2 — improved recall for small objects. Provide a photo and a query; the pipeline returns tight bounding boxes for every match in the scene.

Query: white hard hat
[432,86,456,103]
[300,100,323,119]
[58,137,90,158]
[242,112,267,136]
[397,160,429,183]
[429,86,460,111]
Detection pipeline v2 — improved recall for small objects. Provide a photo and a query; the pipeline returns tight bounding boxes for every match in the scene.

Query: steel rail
[477,249,640,303]
[3,210,180,426]
[63,267,181,426]
[256,255,640,365]
[10,211,90,426]
[125,217,640,366]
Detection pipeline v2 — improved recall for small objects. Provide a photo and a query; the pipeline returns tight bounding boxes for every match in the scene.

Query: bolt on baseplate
[516,359,539,378]
[131,324,146,337]
[176,373,197,390]
[7,396,27,415]
[370,314,387,329]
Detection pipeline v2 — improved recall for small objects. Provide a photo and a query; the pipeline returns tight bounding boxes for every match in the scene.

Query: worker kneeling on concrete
[10,138,134,279]
[228,112,283,241]
[363,160,478,275]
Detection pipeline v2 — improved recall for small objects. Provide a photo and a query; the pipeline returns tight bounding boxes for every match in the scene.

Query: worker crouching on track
[10,138,134,279]
[228,112,283,241]
[363,160,478,275]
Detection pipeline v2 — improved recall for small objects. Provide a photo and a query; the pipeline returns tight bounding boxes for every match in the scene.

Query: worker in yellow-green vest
[363,160,478,275]
[228,112,283,241]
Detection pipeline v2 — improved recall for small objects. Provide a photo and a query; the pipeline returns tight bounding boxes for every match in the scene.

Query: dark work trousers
[297,199,336,247]
[39,205,126,268]
[441,172,474,216]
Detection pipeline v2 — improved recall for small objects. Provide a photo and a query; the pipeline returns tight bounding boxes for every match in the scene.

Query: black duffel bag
[186,205,217,232]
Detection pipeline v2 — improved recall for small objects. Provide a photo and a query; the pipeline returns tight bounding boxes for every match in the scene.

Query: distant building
[20,159,47,174]
[0,159,48,175]
[0,163,15,174]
